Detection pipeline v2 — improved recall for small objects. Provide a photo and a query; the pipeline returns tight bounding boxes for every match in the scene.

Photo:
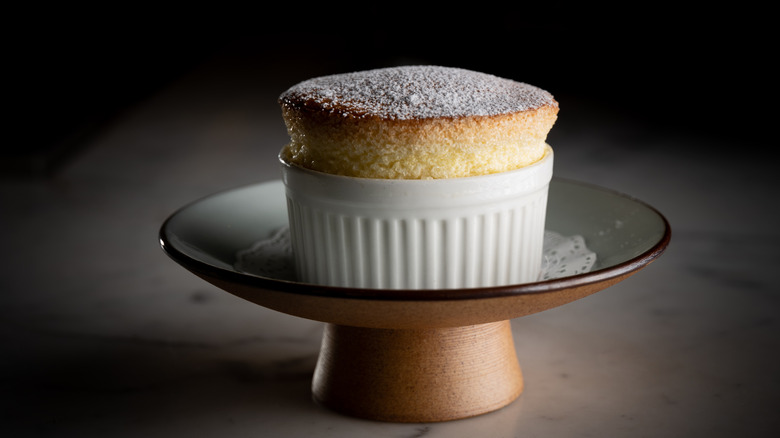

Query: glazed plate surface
[160,178,670,328]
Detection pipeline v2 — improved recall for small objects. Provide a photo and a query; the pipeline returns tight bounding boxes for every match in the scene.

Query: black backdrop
[5,12,770,176]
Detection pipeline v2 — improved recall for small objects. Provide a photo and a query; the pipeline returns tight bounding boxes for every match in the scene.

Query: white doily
[235,227,596,282]
[538,231,597,280]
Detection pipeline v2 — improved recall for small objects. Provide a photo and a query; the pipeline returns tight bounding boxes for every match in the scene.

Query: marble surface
[2,40,778,437]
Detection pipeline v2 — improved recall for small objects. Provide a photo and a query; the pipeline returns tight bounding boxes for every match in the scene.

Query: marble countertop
[2,38,777,437]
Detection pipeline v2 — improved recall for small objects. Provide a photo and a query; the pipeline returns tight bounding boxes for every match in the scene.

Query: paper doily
[235,227,596,283]
[538,231,597,280]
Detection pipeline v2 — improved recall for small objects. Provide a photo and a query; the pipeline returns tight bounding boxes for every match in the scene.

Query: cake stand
[159,177,670,423]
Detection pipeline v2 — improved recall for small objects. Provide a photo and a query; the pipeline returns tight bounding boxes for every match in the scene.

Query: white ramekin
[279,146,553,290]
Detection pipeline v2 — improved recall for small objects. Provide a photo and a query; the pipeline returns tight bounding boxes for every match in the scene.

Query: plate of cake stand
[159,177,671,423]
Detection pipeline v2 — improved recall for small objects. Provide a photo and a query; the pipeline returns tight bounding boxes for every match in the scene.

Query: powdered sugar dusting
[279,66,557,120]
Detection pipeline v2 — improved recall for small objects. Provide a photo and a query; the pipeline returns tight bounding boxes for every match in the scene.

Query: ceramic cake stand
[159,178,670,423]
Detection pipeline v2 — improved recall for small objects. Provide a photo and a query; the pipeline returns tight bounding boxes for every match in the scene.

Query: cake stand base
[161,178,671,423]
[312,320,523,423]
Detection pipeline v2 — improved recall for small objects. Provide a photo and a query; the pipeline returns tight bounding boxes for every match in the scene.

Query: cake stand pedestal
[313,321,521,422]
[160,178,670,423]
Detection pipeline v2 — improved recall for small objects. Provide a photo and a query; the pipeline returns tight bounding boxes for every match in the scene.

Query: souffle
[278,65,558,180]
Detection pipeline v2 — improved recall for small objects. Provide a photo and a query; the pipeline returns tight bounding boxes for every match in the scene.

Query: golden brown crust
[279,66,559,179]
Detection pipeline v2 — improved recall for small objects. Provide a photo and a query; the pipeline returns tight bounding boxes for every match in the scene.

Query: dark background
[4,13,771,178]
[2,10,778,437]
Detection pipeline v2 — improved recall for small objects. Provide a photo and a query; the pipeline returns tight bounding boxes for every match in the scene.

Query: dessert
[279,65,558,179]
[277,66,557,289]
